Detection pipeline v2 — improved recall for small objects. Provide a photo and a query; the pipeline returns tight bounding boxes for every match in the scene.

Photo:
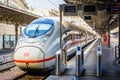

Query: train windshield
[24,18,54,38]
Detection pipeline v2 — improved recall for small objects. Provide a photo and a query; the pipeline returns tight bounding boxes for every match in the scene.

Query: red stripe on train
[70,39,87,46]
[14,55,56,63]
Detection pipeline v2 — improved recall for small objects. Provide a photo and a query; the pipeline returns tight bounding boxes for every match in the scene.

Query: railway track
[0,66,26,80]
[13,71,50,80]
[0,60,15,72]
[0,54,27,80]
[0,54,15,72]
[0,56,50,80]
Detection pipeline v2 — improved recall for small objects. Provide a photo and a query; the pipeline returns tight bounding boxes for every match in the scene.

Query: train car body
[14,18,94,71]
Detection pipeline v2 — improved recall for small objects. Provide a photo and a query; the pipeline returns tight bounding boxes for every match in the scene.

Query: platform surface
[46,39,120,80]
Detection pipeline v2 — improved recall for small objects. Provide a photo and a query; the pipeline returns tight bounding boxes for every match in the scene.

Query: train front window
[24,23,53,38]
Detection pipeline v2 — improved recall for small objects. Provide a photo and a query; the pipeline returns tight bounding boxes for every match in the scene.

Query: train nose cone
[14,46,44,70]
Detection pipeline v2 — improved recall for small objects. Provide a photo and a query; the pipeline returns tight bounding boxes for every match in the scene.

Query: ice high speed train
[14,18,95,71]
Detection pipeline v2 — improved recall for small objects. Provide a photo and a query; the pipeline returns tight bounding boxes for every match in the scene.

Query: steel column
[108,30,111,48]
[15,23,18,45]
[59,5,62,49]
[76,44,83,76]
[119,14,120,63]
[56,52,61,75]
[96,44,102,77]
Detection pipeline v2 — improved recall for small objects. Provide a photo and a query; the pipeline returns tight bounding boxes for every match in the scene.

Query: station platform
[46,39,120,80]
[0,49,14,55]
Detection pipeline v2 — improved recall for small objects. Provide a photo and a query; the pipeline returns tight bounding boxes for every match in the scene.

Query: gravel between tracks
[0,67,26,80]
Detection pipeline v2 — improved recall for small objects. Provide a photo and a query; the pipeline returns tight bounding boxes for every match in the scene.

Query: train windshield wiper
[33,25,40,38]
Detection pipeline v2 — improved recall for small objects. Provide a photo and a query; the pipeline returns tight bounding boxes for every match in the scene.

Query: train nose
[14,46,45,70]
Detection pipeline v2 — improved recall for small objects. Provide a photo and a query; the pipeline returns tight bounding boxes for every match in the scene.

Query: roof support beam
[14,23,19,45]
[118,14,120,63]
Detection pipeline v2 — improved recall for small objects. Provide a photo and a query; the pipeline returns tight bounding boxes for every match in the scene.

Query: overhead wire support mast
[119,14,120,63]
[59,5,63,49]
[48,0,59,9]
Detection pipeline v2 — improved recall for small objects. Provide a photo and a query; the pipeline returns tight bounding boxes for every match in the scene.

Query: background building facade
[0,0,29,49]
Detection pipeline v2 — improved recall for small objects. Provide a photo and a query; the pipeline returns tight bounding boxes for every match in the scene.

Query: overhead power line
[47,0,59,9]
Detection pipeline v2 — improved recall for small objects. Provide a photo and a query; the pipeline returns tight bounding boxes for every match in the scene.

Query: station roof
[64,0,115,4]
[62,17,97,35]
[64,0,119,35]
[0,3,40,26]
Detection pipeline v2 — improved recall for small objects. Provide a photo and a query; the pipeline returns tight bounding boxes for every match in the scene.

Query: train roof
[30,17,97,36]
[30,18,54,25]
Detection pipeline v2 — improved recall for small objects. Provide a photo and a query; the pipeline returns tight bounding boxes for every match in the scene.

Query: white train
[14,18,95,71]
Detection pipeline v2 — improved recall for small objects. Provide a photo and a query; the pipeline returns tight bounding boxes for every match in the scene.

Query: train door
[102,34,108,45]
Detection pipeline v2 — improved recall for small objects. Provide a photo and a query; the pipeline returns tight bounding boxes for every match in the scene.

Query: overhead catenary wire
[47,0,59,9]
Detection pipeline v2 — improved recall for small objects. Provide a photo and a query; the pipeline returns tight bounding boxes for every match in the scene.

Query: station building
[0,0,29,49]
[0,0,60,50]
